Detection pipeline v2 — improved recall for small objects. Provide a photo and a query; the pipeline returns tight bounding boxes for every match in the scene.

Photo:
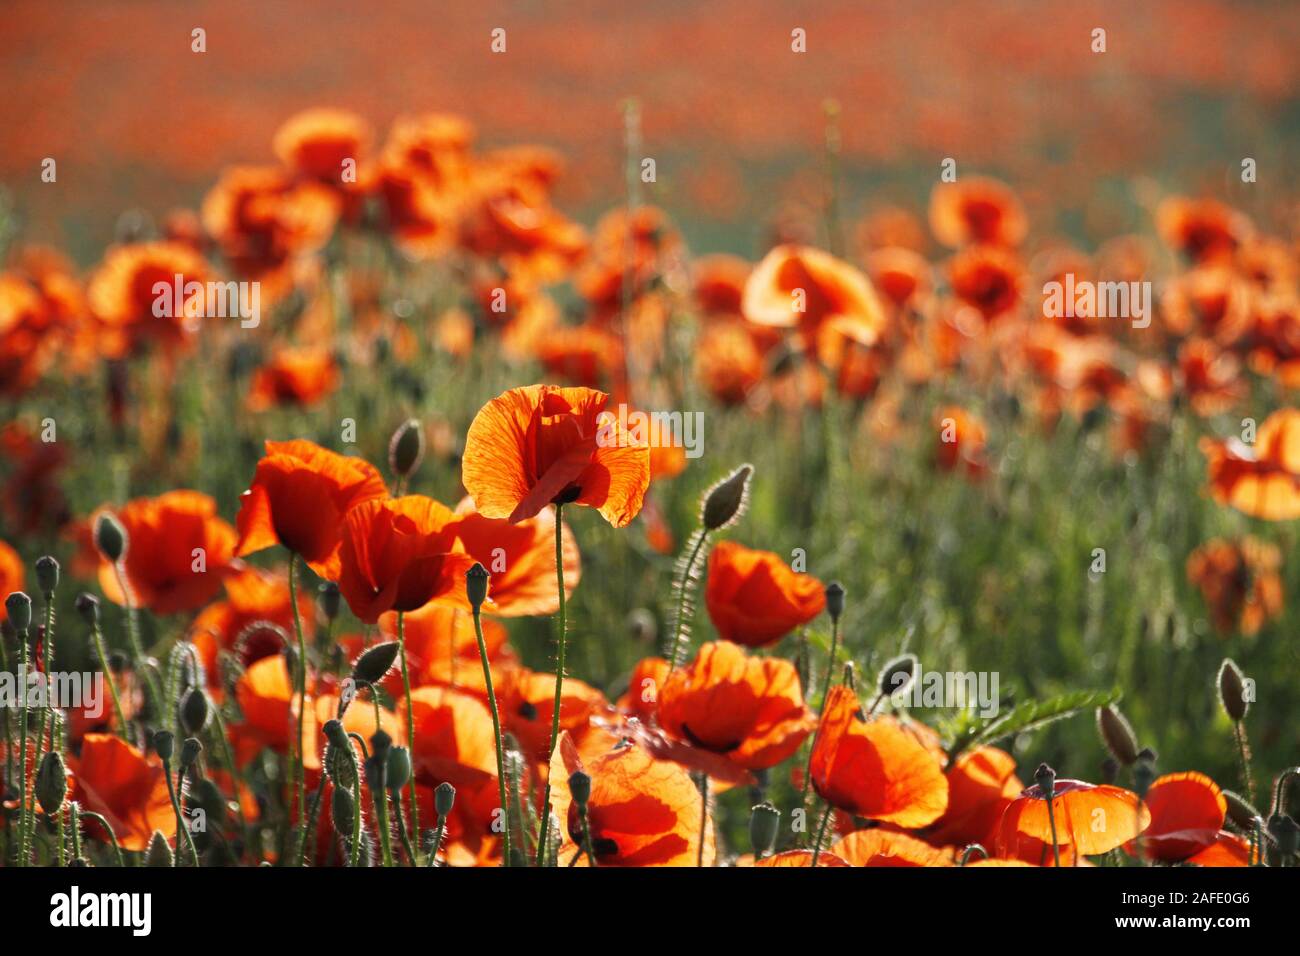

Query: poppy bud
[318,581,340,621]
[466,563,490,611]
[323,718,350,752]
[1033,762,1056,798]
[370,729,393,762]
[1268,814,1298,860]
[1217,658,1249,722]
[878,653,918,701]
[388,419,425,479]
[569,770,592,808]
[701,463,753,531]
[332,786,356,836]
[153,730,175,763]
[94,511,128,563]
[36,750,67,815]
[179,737,203,770]
[179,686,209,735]
[75,593,100,627]
[1133,750,1157,798]
[1222,789,1261,831]
[351,641,400,687]
[35,556,60,598]
[1096,704,1139,766]
[4,591,31,633]
[386,745,412,792]
[146,830,174,867]
[824,582,845,623]
[749,801,780,857]
[1100,757,1119,785]
[435,781,456,817]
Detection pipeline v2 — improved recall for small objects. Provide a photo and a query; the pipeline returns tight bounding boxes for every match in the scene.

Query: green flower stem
[697,774,709,867]
[472,603,511,867]
[90,620,130,742]
[535,502,568,866]
[344,733,365,868]
[16,625,30,866]
[287,554,309,840]
[426,813,448,867]
[162,758,199,866]
[113,562,163,719]
[1044,789,1062,868]
[666,528,709,673]
[810,803,832,867]
[79,810,125,867]
[396,611,420,846]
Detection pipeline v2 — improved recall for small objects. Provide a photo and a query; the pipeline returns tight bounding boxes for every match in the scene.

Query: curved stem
[473,606,511,867]
[666,528,709,673]
[535,502,568,866]
[78,810,124,867]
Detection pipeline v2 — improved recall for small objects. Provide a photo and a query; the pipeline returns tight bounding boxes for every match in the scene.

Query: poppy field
[2,2,1300,888]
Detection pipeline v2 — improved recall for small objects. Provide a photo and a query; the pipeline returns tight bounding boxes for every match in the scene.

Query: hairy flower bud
[389,419,425,479]
[318,580,340,621]
[332,785,356,837]
[146,830,174,867]
[1096,703,1140,766]
[701,463,752,531]
[75,593,100,627]
[824,581,845,623]
[386,746,412,792]
[180,686,210,735]
[36,750,67,815]
[94,511,128,563]
[878,653,918,701]
[351,641,400,687]
[1217,658,1249,722]
[749,801,781,858]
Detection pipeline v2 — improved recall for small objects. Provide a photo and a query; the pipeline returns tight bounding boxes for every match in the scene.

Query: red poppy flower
[748,849,851,867]
[926,746,1023,848]
[831,828,953,867]
[190,566,314,684]
[461,384,650,527]
[1186,831,1251,867]
[337,495,474,623]
[86,241,214,356]
[96,491,237,615]
[947,245,1024,321]
[704,540,825,647]
[929,177,1028,249]
[547,731,713,867]
[657,641,815,771]
[0,539,23,598]
[618,657,671,724]
[247,348,340,411]
[235,439,388,580]
[273,108,372,186]
[1127,772,1226,862]
[66,733,175,852]
[1186,537,1283,636]
[810,685,949,828]
[503,667,611,765]
[1156,197,1252,264]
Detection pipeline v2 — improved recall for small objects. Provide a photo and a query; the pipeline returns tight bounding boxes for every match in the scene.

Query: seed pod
[332,786,356,836]
[351,642,400,687]
[386,746,412,792]
[1218,659,1249,722]
[179,686,210,735]
[435,781,456,817]
[749,801,780,857]
[388,419,425,479]
[35,556,60,598]
[370,729,393,762]
[569,770,592,808]
[75,593,100,627]
[466,563,490,611]
[1096,704,1140,766]
[824,582,845,623]
[146,830,174,867]
[36,750,68,815]
[5,591,32,633]
[179,737,203,769]
[878,653,918,701]
[1034,762,1056,798]
[94,512,128,562]
[701,464,753,531]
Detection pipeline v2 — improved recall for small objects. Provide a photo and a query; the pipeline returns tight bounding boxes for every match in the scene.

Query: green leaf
[947,688,1122,763]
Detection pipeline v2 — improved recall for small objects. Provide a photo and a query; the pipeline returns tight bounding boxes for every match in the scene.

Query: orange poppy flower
[1186,536,1283,636]
[547,731,714,866]
[235,439,388,580]
[695,322,766,406]
[926,746,1023,848]
[190,565,314,682]
[448,497,579,617]
[1160,265,1253,345]
[1156,196,1252,264]
[337,495,474,623]
[617,656,671,723]
[867,247,932,310]
[1199,409,1300,520]
[403,685,501,791]
[1127,771,1226,862]
[461,384,651,528]
[997,777,1149,861]
[503,667,611,764]
[693,254,751,318]
[810,685,949,828]
[95,491,237,615]
[929,177,1028,249]
[831,828,954,867]
[247,348,340,411]
[86,241,214,356]
[657,641,815,771]
[0,539,23,597]
[534,323,625,389]
[947,245,1024,321]
[1,421,70,536]
[458,173,586,282]
[936,406,988,476]
[746,849,851,867]
[67,733,175,852]
[742,244,887,352]
[273,108,372,186]
[704,540,825,647]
